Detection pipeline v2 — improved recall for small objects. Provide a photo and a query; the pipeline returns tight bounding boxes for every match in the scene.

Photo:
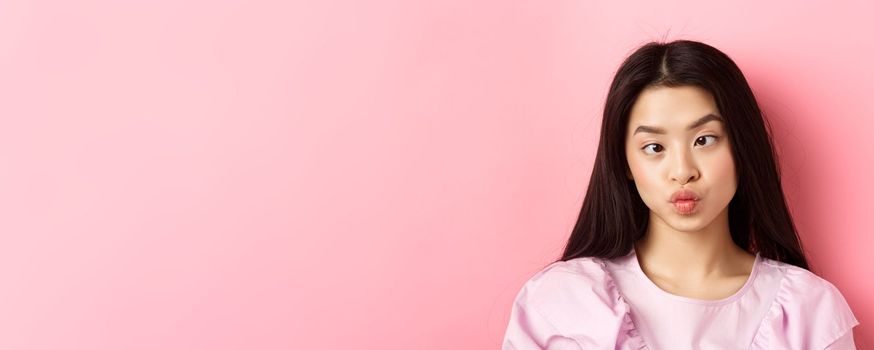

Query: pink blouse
[503,247,860,349]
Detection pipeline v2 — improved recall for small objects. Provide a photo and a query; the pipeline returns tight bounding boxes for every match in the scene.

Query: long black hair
[560,39,810,270]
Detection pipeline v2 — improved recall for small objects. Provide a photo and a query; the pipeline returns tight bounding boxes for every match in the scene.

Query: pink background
[0,1,870,349]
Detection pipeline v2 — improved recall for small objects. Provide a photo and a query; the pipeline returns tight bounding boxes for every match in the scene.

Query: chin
[663,212,714,232]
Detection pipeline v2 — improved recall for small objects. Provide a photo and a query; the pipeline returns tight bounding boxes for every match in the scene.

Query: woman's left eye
[695,135,718,147]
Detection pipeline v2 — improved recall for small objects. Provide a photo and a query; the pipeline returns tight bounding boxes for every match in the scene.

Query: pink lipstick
[670,189,700,215]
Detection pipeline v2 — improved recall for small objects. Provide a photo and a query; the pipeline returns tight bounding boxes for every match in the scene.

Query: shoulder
[523,257,612,287]
[517,257,614,306]
[504,256,643,348]
[763,258,854,306]
[510,257,629,333]
[756,258,860,349]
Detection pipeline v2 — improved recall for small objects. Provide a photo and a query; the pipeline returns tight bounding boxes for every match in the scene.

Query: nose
[669,147,699,185]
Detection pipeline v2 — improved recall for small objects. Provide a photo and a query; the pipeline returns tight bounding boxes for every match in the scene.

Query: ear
[626,168,634,181]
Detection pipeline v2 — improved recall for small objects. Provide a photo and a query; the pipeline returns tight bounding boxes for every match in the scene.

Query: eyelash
[641,135,719,155]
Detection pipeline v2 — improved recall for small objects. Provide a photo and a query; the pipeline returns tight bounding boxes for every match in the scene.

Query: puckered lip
[670,189,700,202]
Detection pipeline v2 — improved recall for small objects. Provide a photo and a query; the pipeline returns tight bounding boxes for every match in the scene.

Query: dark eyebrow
[632,113,723,136]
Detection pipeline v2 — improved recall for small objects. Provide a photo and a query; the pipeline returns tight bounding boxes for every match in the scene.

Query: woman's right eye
[642,144,663,155]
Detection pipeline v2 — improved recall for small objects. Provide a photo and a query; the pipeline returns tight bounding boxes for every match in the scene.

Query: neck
[634,207,747,283]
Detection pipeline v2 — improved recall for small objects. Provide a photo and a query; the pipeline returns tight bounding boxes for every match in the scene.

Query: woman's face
[624,85,737,233]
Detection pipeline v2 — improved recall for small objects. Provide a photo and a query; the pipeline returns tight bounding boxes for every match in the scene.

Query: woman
[502,40,859,349]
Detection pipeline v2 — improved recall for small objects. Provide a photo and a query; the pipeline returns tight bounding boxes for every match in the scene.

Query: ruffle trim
[749,265,786,349]
[593,258,650,350]
[749,260,860,349]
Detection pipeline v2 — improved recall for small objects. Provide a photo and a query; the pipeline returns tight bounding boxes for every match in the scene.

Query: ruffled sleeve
[751,263,860,349]
[502,258,648,349]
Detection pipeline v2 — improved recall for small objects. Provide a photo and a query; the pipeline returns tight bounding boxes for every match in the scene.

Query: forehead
[628,85,719,129]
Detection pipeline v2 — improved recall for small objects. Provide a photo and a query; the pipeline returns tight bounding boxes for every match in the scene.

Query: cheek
[706,148,738,196]
[714,156,736,179]
[627,155,661,203]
